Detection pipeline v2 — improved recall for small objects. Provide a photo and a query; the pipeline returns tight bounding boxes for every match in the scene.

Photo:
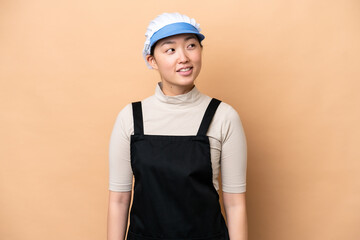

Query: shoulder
[116,103,132,123]
[216,100,242,124]
[113,95,155,135]
[212,99,245,143]
[116,95,154,120]
[110,103,132,139]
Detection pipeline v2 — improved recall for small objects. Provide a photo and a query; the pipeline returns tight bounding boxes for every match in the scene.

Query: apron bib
[127,98,229,240]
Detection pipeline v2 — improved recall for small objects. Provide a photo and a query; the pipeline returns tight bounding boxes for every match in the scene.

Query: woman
[108,12,248,240]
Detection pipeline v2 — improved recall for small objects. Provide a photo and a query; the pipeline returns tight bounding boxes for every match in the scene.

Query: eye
[188,43,196,49]
[166,48,175,53]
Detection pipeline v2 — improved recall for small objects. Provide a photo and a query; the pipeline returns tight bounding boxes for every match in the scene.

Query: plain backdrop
[0,0,359,239]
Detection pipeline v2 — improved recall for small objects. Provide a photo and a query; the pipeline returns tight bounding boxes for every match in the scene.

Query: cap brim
[149,22,205,50]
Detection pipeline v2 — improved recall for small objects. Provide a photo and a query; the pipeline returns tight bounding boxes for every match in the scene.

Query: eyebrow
[159,35,197,47]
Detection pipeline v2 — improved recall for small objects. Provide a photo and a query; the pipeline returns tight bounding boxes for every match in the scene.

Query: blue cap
[149,22,205,51]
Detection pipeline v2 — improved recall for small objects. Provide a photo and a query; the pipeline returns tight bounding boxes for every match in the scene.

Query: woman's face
[146,33,202,94]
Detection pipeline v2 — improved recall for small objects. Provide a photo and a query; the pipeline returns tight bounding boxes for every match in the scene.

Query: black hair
[150,34,203,56]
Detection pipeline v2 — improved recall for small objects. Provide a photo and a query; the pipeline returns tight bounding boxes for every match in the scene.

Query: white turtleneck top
[109,82,247,193]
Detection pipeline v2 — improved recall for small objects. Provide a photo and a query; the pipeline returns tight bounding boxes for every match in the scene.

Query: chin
[176,79,196,87]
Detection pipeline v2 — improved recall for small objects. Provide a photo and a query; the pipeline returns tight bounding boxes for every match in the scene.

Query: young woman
[107,12,248,240]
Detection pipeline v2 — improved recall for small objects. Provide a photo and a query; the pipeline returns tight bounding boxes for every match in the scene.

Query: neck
[160,82,195,96]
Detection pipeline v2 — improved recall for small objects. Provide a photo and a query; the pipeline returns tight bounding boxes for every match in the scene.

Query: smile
[178,67,192,72]
[177,67,193,76]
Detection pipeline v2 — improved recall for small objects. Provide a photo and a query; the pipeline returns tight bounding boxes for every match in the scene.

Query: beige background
[1,0,359,239]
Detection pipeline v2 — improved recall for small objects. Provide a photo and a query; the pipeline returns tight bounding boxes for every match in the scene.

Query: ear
[146,55,158,70]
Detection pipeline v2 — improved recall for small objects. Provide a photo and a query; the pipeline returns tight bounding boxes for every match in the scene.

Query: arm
[107,190,132,240]
[108,104,134,240]
[223,192,248,240]
[218,103,248,239]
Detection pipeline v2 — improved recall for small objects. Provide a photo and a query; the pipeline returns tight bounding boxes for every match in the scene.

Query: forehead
[156,33,198,46]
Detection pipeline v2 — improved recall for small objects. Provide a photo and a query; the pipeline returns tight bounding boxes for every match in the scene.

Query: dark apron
[127,98,230,240]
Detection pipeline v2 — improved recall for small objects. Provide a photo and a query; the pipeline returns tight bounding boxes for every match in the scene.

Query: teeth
[179,67,191,72]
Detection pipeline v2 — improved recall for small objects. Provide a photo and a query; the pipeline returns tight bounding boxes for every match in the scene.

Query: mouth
[177,67,193,72]
[176,67,193,76]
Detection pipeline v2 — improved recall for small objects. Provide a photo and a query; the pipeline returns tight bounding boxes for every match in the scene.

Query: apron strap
[132,101,144,135]
[197,98,222,136]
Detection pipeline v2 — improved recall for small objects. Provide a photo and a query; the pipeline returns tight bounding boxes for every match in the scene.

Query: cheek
[162,62,174,72]
[157,59,175,74]
[192,51,202,64]
[162,57,176,68]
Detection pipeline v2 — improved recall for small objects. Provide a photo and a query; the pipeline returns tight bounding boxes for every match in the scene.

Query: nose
[177,48,189,63]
